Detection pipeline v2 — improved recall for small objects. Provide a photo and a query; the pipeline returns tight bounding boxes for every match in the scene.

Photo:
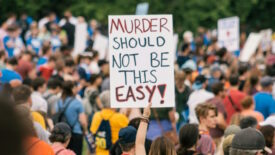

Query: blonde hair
[149,137,177,155]
[195,103,217,122]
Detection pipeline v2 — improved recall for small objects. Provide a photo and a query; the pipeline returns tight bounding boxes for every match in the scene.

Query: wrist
[140,116,149,124]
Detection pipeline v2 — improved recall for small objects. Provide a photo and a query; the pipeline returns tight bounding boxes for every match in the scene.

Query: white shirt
[31,91,48,113]
[59,17,78,27]
[187,89,214,124]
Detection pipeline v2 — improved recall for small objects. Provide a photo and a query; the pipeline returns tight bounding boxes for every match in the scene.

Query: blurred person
[43,78,62,117]
[117,126,137,155]
[223,135,235,155]
[49,122,76,155]
[177,124,202,155]
[254,76,275,119]
[60,12,76,47]
[56,81,88,155]
[259,125,275,155]
[38,25,51,41]
[50,24,62,52]
[98,59,110,91]
[31,77,48,113]
[195,103,217,155]
[230,127,272,155]
[77,52,92,83]
[38,56,56,81]
[16,51,34,79]
[89,50,100,74]
[247,74,260,95]
[37,42,52,66]
[0,50,6,69]
[3,24,25,57]
[90,90,128,155]
[63,58,77,81]
[177,43,191,68]
[207,65,223,91]
[224,74,246,123]
[240,96,264,124]
[59,10,78,26]
[188,75,214,123]
[0,57,22,87]
[175,70,192,129]
[239,116,258,129]
[26,26,42,55]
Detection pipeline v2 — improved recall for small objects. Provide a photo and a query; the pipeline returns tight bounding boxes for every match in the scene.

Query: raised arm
[135,103,151,155]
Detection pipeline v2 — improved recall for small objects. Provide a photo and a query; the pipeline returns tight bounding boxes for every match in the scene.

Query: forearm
[135,120,148,155]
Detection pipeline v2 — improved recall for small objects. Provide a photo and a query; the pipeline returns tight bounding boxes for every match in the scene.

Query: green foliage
[0,0,274,34]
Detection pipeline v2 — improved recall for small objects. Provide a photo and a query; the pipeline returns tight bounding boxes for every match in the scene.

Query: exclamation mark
[157,84,166,104]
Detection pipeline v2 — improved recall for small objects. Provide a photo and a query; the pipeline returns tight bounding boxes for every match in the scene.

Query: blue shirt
[3,36,24,58]
[254,92,275,119]
[26,36,42,55]
[0,69,22,84]
[56,97,84,134]
[37,57,48,67]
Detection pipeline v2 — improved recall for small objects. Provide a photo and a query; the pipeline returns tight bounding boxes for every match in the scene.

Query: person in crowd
[16,51,34,80]
[31,77,48,113]
[118,126,137,155]
[239,116,258,129]
[3,24,25,57]
[175,70,192,129]
[188,75,214,123]
[90,90,128,155]
[26,26,42,55]
[222,125,241,155]
[230,127,272,155]
[37,42,52,66]
[240,96,264,124]
[61,15,76,48]
[260,125,275,155]
[49,122,76,155]
[98,59,110,91]
[89,50,100,74]
[43,78,62,117]
[254,76,275,119]
[177,124,202,155]
[0,57,22,87]
[0,50,6,69]
[77,52,92,84]
[259,115,275,128]
[177,43,191,67]
[63,58,76,81]
[224,74,246,123]
[56,81,88,155]
[135,102,177,155]
[195,103,217,155]
[38,56,56,81]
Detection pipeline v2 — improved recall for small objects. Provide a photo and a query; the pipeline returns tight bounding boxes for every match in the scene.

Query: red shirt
[224,89,246,123]
[39,64,54,81]
[16,59,33,79]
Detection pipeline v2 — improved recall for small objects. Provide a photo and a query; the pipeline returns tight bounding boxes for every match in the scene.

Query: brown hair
[149,137,177,155]
[195,103,217,122]
[241,96,254,109]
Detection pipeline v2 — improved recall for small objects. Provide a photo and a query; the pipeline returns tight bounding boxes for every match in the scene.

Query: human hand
[143,102,152,118]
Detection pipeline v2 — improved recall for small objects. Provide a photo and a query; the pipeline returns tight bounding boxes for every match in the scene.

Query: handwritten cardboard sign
[108,15,175,108]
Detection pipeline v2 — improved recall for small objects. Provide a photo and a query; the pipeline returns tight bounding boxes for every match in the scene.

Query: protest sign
[218,16,240,52]
[108,15,175,108]
[136,3,149,15]
[239,33,262,62]
[260,29,272,51]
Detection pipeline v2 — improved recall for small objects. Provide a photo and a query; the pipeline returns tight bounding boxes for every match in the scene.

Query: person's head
[64,58,75,74]
[260,76,273,92]
[47,78,62,94]
[78,52,92,65]
[92,50,99,61]
[250,75,259,88]
[229,74,239,87]
[12,85,32,107]
[224,125,241,138]
[6,57,18,69]
[230,127,270,155]
[149,137,177,155]
[175,70,186,88]
[64,10,72,18]
[192,75,207,90]
[32,77,46,93]
[195,103,217,129]
[241,96,255,110]
[212,82,225,98]
[90,74,102,87]
[118,126,137,154]
[240,116,258,129]
[181,43,191,54]
[61,81,77,99]
[259,125,275,149]
[48,56,56,68]
[211,65,223,79]
[21,51,33,61]
[178,124,199,154]
[98,60,109,76]
[100,90,110,109]
[42,43,52,56]
[6,24,19,38]
[0,50,6,61]
[49,122,72,147]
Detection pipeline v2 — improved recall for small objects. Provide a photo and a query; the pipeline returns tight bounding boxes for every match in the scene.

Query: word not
[112,36,165,50]
[110,17,170,34]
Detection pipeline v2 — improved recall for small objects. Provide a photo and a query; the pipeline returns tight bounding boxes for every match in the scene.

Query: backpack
[95,113,114,150]
[52,98,75,127]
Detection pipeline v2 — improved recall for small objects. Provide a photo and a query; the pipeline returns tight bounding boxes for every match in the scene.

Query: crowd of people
[0,10,275,155]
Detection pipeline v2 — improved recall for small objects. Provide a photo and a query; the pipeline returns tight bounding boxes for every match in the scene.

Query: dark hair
[12,85,32,105]
[42,43,51,55]
[7,57,18,66]
[32,77,46,91]
[239,116,257,129]
[216,47,227,58]
[65,58,75,67]
[240,96,254,109]
[49,129,71,143]
[47,78,62,89]
[90,74,101,84]
[128,117,142,129]
[181,43,190,52]
[211,82,224,95]
[178,124,199,155]
[61,81,75,99]
[149,137,176,155]
[260,125,275,148]
[250,75,259,87]
[0,50,6,58]
[6,24,18,32]
[48,55,56,62]
[238,63,249,76]
[119,142,135,152]
[229,74,239,86]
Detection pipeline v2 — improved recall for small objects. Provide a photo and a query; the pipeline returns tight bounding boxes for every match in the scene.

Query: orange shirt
[25,137,54,155]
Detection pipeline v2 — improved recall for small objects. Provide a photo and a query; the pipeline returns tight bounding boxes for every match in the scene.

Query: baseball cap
[259,115,275,128]
[232,127,272,154]
[224,125,241,138]
[192,75,206,90]
[119,126,137,145]
[51,122,71,137]
[260,76,274,87]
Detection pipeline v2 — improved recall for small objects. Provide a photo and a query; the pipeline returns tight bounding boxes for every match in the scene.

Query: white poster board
[136,3,149,15]
[218,16,240,52]
[108,15,175,108]
[239,33,262,62]
[260,29,272,51]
